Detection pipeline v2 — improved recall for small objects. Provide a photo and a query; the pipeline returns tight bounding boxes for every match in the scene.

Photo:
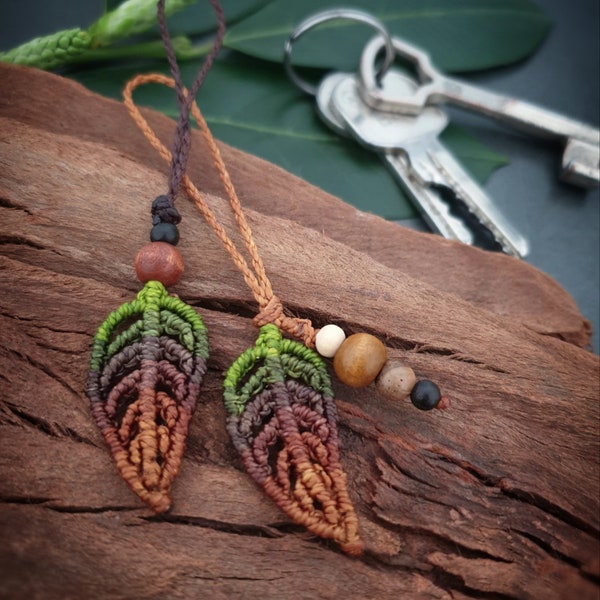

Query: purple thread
[154,0,226,224]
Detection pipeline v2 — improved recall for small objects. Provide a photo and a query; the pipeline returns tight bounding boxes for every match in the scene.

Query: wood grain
[0,63,598,600]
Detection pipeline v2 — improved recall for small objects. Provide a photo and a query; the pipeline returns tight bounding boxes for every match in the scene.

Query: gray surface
[1,0,598,351]
[404,0,599,352]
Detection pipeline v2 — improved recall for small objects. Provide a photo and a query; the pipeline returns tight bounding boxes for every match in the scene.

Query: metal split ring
[283,8,395,96]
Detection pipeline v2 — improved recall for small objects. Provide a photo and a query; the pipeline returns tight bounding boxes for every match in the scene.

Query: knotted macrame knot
[253,295,316,348]
[152,194,182,225]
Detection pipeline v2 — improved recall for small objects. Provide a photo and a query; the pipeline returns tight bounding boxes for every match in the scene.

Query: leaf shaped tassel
[86,280,208,513]
[223,324,363,556]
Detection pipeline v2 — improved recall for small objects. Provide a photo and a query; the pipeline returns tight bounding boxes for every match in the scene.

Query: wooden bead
[333,333,387,387]
[135,242,184,287]
[376,361,416,401]
[315,324,346,358]
[410,380,442,411]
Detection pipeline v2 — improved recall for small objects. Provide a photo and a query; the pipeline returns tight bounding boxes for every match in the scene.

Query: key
[316,71,351,137]
[331,72,529,257]
[324,71,530,257]
[359,35,600,189]
[316,72,474,246]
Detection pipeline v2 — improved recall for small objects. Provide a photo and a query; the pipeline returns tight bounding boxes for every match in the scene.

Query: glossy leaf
[224,0,551,73]
[105,0,127,11]
[163,0,273,36]
[71,54,507,220]
[104,0,272,38]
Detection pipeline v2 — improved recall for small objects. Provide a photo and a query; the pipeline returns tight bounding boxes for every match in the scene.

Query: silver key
[317,72,474,246]
[316,72,351,137]
[359,35,600,189]
[320,72,529,257]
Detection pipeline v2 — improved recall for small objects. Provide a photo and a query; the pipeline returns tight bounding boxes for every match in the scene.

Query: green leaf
[0,28,92,70]
[105,0,126,12]
[224,0,552,73]
[70,53,507,220]
[89,0,195,47]
[163,0,274,37]
[104,0,272,32]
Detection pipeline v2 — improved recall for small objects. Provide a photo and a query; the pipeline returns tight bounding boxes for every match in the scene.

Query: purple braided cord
[155,0,226,223]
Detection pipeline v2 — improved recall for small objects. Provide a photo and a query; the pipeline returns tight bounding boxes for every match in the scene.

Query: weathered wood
[0,63,598,600]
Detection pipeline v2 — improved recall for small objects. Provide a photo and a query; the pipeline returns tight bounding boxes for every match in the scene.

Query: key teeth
[469,206,529,258]
[425,150,529,259]
[433,182,529,259]
[501,240,529,259]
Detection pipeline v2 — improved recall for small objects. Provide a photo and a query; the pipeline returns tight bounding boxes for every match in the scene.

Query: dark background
[1,0,598,352]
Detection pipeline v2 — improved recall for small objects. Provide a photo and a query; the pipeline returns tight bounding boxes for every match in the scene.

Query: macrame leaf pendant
[86,280,208,513]
[224,324,363,556]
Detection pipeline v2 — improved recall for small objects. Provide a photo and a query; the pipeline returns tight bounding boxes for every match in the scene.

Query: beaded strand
[132,0,225,290]
[315,325,450,410]
[83,0,225,513]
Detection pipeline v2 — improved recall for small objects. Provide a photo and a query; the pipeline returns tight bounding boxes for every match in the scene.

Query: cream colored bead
[315,324,346,358]
[376,361,416,401]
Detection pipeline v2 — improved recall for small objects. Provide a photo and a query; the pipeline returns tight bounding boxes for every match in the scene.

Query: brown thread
[118,5,360,551]
[123,73,317,347]
[90,336,207,513]
[227,380,362,555]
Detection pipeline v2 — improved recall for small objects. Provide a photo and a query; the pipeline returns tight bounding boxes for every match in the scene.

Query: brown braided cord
[123,73,316,347]
[153,0,225,223]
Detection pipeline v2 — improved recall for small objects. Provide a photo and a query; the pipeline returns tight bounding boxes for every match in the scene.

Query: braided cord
[123,74,316,346]
[153,0,225,224]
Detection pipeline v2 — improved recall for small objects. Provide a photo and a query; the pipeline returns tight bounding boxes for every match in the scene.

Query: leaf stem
[72,36,211,64]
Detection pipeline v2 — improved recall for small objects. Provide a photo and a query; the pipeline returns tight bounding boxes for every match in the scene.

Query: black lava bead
[410,380,441,411]
[150,222,180,245]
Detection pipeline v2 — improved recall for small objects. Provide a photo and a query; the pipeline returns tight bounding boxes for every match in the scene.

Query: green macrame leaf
[86,280,208,512]
[224,324,363,555]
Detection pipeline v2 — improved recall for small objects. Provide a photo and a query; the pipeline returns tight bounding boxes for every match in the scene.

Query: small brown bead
[135,242,184,287]
[333,333,387,387]
[376,361,416,401]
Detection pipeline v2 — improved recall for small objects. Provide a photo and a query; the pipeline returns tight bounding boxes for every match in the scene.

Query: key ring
[284,8,395,96]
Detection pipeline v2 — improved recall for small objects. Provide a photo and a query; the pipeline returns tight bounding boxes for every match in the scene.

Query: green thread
[223,324,333,416]
[89,281,208,373]
[106,319,145,357]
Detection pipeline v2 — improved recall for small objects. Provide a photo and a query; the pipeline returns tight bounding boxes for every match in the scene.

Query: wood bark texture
[0,64,598,600]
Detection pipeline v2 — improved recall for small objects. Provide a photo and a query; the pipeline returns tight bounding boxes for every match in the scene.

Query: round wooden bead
[410,380,442,411]
[315,324,346,358]
[333,333,387,387]
[135,242,184,287]
[375,361,416,401]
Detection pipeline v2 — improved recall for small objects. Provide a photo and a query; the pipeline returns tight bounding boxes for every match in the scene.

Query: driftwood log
[0,63,598,600]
